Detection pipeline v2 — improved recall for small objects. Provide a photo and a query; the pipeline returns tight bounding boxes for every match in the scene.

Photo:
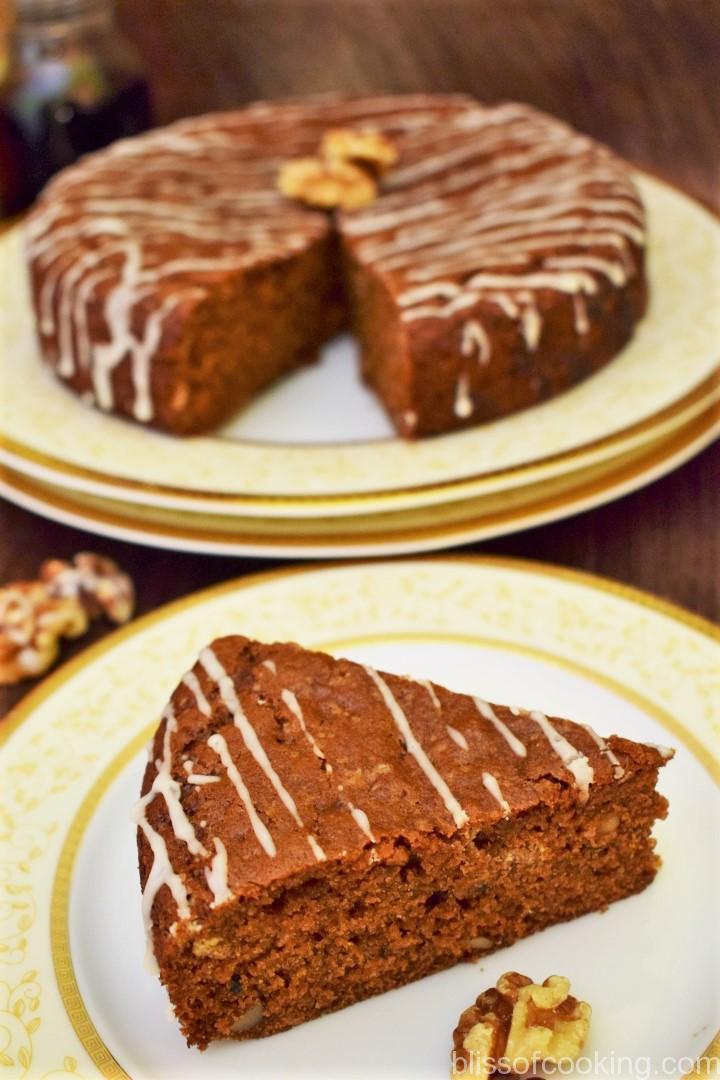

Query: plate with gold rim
[1,172,719,518]
[0,557,718,1079]
[1,368,717,522]
[1,399,718,557]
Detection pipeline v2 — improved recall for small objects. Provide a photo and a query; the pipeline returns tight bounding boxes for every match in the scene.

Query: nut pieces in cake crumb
[277,157,378,210]
[320,127,398,175]
[277,126,398,210]
[451,972,591,1079]
[0,553,135,684]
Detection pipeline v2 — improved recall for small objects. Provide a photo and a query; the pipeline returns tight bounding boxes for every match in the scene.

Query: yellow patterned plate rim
[1,372,717,519]
[1,172,719,511]
[1,398,718,557]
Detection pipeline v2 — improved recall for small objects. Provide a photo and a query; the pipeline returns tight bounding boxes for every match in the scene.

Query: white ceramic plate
[1,173,719,516]
[1,558,718,1079]
[1,400,718,557]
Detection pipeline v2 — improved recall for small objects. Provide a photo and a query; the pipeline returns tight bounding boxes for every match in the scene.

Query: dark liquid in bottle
[0,75,152,216]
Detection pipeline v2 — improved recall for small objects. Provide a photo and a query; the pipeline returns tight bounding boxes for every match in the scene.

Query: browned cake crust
[27,95,647,437]
[134,636,671,1049]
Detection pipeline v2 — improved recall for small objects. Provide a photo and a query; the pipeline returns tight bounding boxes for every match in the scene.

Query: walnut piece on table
[0,581,88,685]
[451,971,591,1079]
[40,552,135,624]
[1,552,136,685]
[277,156,378,210]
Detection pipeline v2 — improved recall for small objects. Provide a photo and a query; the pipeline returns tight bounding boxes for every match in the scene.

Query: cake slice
[134,636,672,1049]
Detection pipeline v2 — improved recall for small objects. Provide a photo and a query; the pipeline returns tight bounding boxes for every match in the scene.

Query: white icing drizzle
[334,781,376,843]
[530,710,594,801]
[423,680,469,750]
[644,742,674,760]
[207,731,277,858]
[262,659,277,674]
[400,289,480,322]
[581,722,625,779]
[200,647,326,862]
[482,771,511,816]
[573,293,590,335]
[280,688,326,764]
[454,375,474,418]
[26,115,325,421]
[186,774,221,785]
[140,707,207,857]
[397,281,460,307]
[132,816,190,975]
[365,666,468,828]
[420,679,442,710]
[280,686,377,843]
[466,268,599,294]
[544,253,627,286]
[446,726,469,751]
[205,837,232,908]
[461,319,491,364]
[306,834,326,862]
[352,114,644,364]
[130,704,203,973]
[349,806,375,842]
[473,698,527,758]
[520,302,542,351]
[385,117,568,188]
[182,671,212,716]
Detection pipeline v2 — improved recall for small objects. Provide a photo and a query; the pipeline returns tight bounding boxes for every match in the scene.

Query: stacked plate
[1,172,718,558]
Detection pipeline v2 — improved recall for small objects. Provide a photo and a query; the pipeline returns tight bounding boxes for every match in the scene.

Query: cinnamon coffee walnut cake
[27,94,647,437]
[134,636,672,1049]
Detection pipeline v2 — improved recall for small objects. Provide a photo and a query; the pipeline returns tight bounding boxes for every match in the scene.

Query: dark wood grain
[2,0,718,718]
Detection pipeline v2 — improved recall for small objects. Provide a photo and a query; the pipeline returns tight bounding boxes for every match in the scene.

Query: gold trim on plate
[1,369,717,510]
[1,399,719,554]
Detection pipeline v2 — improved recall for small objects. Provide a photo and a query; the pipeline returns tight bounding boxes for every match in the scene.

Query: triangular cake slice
[135,636,672,1049]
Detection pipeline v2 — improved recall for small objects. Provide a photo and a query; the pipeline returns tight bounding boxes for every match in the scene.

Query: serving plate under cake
[1,397,718,557]
[0,558,717,1078]
[1,172,718,522]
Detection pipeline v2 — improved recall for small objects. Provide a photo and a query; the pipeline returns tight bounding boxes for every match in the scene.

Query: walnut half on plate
[451,972,591,1079]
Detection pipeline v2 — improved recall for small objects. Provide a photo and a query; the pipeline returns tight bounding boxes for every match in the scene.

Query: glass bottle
[0,0,153,216]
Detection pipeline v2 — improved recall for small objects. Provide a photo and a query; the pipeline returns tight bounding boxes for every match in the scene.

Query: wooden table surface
[1,0,718,717]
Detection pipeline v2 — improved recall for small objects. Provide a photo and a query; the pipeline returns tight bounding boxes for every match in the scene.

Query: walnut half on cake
[134,636,671,1049]
[27,95,647,437]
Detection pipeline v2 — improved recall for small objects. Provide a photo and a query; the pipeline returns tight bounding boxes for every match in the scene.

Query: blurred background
[1,0,717,211]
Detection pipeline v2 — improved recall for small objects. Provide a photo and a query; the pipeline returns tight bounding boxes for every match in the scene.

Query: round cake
[25,94,647,438]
